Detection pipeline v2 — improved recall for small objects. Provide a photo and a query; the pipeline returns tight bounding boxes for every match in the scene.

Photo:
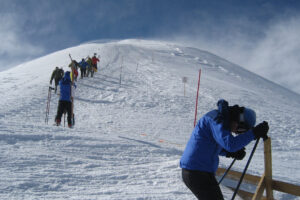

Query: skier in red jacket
[92,53,100,74]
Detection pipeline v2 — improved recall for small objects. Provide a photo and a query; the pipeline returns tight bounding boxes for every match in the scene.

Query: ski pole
[231,138,260,200]
[218,158,236,185]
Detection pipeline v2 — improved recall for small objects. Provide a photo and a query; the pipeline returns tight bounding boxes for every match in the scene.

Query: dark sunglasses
[237,123,249,133]
[237,114,251,133]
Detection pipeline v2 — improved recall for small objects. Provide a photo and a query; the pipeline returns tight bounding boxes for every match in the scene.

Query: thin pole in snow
[194,69,201,127]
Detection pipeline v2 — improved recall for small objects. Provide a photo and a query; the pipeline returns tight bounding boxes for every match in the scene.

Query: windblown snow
[0,39,299,199]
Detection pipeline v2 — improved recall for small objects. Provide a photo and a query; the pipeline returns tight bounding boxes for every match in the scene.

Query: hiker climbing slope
[79,58,88,78]
[91,53,100,75]
[50,67,64,93]
[68,60,79,81]
[55,71,76,128]
[86,56,93,77]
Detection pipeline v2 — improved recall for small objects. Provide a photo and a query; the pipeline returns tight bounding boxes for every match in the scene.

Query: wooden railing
[216,138,300,200]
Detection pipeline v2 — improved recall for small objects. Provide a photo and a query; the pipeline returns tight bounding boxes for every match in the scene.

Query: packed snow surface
[0,39,299,199]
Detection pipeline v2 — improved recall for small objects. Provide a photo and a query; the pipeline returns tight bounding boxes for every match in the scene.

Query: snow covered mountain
[0,39,299,199]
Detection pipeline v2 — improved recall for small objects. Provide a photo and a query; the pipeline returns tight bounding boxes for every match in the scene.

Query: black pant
[80,68,86,78]
[55,100,72,125]
[182,169,224,200]
[87,67,94,77]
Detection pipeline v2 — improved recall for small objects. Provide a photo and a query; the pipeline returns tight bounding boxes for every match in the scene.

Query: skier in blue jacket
[55,71,76,128]
[180,99,269,200]
[79,58,88,78]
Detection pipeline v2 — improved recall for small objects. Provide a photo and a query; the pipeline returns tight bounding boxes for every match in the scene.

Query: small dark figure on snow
[50,67,64,93]
[92,53,100,74]
[55,71,76,128]
[180,99,269,200]
[86,56,93,77]
[79,58,88,78]
[68,60,79,81]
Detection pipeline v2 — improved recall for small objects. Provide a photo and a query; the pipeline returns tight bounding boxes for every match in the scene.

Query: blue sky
[1,0,300,93]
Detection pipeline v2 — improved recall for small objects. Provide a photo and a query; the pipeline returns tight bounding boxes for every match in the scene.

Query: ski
[45,86,55,124]
[68,54,76,127]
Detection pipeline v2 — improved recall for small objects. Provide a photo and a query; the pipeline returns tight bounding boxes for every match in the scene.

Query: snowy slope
[0,39,299,199]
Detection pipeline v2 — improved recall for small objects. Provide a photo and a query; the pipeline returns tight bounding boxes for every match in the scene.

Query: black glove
[253,121,269,140]
[226,148,246,160]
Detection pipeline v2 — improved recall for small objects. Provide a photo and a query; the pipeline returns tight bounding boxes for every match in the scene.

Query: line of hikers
[69,53,100,80]
[49,53,100,128]
[50,53,100,93]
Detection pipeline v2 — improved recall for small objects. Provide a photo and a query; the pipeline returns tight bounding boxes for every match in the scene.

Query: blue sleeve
[210,120,255,152]
[219,149,227,156]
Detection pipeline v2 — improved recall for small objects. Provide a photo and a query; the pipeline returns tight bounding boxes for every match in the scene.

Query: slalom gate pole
[218,158,236,185]
[194,69,201,127]
[231,138,260,200]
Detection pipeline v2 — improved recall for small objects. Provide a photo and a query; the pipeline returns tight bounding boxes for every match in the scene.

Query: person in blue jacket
[79,58,88,78]
[55,71,76,128]
[180,99,269,200]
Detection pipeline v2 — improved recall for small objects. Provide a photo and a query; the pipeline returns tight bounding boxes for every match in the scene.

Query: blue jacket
[180,100,255,173]
[59,72,72,102]
[79,60,88,69]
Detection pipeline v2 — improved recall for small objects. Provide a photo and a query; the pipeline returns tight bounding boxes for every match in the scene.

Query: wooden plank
[252,175,266,200]
[272,180,300,196]
[227,186,267,200]
[218,168,300,198]
[264,138,274,199]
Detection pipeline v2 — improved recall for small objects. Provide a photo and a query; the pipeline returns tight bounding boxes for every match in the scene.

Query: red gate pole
[194,69,201,127]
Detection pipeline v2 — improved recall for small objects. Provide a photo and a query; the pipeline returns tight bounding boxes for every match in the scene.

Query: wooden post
[194,69,201,127]
[264,137,274,199]
[252,137,274,200]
